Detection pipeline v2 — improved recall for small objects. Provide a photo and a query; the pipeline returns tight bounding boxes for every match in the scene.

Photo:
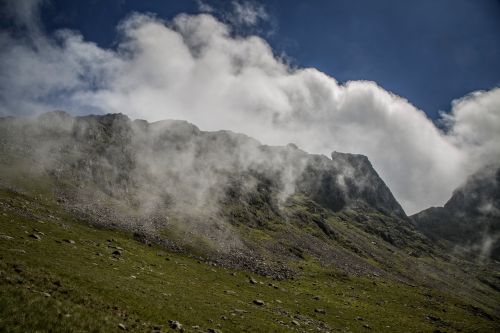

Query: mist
[1,1,500,214]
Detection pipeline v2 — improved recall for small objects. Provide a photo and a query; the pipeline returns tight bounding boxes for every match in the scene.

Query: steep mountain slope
[0,112,499,331]
[412,165,500,261]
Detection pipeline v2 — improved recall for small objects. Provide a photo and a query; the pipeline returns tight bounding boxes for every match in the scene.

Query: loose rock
[168,320,182,330]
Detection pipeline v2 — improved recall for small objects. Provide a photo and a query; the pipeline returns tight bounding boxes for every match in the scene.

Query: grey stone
[168,320,182,330]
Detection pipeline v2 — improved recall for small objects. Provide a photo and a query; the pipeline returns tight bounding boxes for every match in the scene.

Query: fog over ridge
[1,1,499,214]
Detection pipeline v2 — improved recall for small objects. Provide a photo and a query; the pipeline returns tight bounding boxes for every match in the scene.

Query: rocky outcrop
[412,165,500,260]
[297,151,407,219]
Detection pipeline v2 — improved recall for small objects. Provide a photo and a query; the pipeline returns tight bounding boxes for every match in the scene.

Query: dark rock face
[444,167,500,216]
[412,165,500,260]
[297,152,407,219]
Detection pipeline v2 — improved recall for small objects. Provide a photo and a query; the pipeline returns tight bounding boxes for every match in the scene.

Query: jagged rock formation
[412,165,500,260]
[0,111,405,219]
[297,151,406,219]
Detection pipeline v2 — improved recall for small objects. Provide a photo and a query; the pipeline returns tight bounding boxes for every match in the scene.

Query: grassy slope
[1,186,499,333]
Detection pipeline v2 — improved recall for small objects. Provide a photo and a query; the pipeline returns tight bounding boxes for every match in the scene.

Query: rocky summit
[0,112,499,332]
[412,165,500,261]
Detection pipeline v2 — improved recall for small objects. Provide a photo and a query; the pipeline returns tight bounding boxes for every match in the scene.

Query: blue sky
[37,0,500,120]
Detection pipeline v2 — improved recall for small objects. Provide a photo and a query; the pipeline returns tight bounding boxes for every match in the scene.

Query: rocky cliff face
[412,165,500,260]
[0,111,406,220]
[297,151,406,219]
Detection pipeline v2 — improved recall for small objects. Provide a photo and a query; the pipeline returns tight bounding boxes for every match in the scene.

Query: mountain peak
[412,164,500,260]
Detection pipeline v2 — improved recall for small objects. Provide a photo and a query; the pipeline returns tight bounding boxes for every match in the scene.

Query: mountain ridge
[412,164,500,260]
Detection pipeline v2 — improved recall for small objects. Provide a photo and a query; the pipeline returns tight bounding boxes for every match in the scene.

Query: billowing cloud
[0,4,499,214]
[444,88,500,170]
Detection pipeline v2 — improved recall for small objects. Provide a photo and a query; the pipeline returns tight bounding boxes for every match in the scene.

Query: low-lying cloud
[0,1,499,214]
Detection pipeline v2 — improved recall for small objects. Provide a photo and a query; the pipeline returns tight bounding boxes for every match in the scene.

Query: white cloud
[444,88,500,170]
[195,0,214,13]
[0,9,499,215]
[230,1,269,26]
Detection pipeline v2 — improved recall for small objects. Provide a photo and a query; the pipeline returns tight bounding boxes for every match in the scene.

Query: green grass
[0,189,498,332]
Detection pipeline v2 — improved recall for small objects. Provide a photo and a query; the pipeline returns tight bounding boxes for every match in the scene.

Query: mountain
[412,165,500,261]
[0,111,419,272]
[0,112,499,332]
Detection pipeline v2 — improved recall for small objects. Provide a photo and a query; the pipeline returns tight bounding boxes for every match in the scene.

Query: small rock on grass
[118,323,126,330]
[291,320,300,326]
[9,249,26,253]
[168,320,182,330]
[253,299,265,306]
[29,234,41,240]
[63,239,75,244]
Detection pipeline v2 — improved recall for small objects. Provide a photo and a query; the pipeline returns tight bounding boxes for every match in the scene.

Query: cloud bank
[0,1,499,214]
